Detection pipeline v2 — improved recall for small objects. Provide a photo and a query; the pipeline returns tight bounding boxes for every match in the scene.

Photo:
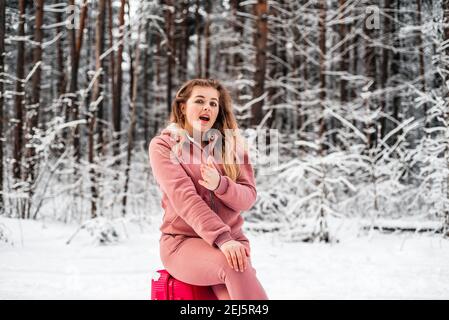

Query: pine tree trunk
[89,0,106,219]
[443,0,449,236]
[364,1,380,217]
[25,0,44,219]
[231,0,244,81]
[107,0,118,164]
[318,0,327,154]
[380,0,392,139]
[143,22,150,144]
[266,4,278,130]
[55,6,67,157]
[171,1,178,83]
[339,0,348,104]
[14,0,26,188]
[143,65,150,142]
[351,16,359,102]
[127,1,134,107]
[363,1,378,151]
[204,0,211,79]
[176,2,183,81]
[330,0,348,149]
[291,6,302,136]
[0,0,5,213]
[181,0,190,82]
[122,20,142,217]
[154,31,161,134]
[251,0,268,127]
[55,8,66,104]
[69,0,88,164]
[300,0,309,137]
[416,0,427,128]
[316,0,330,243]
[97,0,107,159]
[278,14,289,132]
[113,0,126,163]
[391,0,402,140]
[195,0,202,78]
[230,0,244,105]
[166,0,174,113]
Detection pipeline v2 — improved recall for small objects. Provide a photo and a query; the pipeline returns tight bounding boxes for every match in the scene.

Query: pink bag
[151,269,218,300]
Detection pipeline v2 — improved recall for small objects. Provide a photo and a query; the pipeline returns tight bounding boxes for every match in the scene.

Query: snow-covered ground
[0,216,448,299]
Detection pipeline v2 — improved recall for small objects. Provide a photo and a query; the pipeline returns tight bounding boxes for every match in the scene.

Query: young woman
[149,79,268,300]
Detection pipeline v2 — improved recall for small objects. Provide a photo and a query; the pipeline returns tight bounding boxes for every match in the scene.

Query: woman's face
[181,86,220,137]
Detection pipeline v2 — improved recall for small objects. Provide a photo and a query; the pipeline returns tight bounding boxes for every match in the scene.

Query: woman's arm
[149,137,233,247]
[213,160,257,212]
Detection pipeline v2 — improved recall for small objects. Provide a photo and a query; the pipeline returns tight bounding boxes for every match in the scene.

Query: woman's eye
[195,99,217,107]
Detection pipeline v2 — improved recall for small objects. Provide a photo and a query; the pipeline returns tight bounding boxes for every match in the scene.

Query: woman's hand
[198,156,220,191]
[219,240,250,272]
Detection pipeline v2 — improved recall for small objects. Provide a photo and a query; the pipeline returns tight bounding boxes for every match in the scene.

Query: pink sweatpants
[159,234,269,300]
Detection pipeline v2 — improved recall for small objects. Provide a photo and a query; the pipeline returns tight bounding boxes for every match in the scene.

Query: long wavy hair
[168,79,248,182]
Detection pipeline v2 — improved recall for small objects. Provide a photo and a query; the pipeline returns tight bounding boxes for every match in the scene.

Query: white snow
[0,216,448,300]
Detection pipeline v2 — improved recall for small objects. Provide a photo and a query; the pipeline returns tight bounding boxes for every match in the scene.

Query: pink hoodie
[148,123,257,249]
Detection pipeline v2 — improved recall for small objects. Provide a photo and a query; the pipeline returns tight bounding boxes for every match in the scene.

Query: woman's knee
[218,258,257,282]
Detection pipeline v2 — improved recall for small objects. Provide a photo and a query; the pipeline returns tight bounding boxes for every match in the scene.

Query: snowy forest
[1,0,449,299]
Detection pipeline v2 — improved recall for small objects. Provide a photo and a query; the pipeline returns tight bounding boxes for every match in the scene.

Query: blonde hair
[168,79,248,182]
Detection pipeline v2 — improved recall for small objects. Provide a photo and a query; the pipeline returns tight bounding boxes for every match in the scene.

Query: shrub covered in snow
[66,217,124,245]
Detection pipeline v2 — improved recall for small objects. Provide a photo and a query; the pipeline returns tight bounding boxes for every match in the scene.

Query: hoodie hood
[161,122,187,144]
[160,122,219,160]
[161,122,218,145]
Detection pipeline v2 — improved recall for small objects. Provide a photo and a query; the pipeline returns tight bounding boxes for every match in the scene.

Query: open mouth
[199,115,210,123]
